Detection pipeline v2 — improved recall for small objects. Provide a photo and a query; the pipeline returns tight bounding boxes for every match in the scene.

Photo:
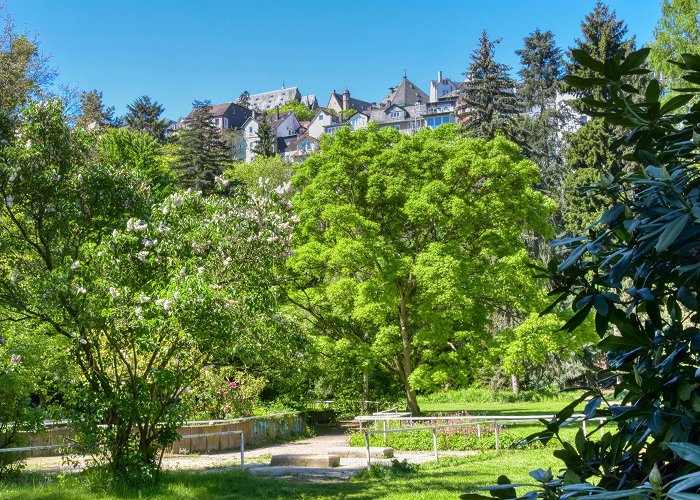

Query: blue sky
[6,0,662,120]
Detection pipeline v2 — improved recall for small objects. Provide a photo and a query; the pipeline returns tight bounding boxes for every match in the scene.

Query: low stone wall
[20,412,305,457]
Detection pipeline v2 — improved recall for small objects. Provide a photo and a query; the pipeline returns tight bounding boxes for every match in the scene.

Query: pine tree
[566,1,636,104]
[514,30,568,206]
[252,114,275,158]
[174,100,230,194]
[458,30,519,140]
[236,90,251,109]
[76,90,115,130]
[124,95,168,141]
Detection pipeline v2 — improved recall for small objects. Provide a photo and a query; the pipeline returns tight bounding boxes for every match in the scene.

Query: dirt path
[24,426,478,482]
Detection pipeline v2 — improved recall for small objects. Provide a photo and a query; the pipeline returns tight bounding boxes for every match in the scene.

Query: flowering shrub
[187,368,266,420]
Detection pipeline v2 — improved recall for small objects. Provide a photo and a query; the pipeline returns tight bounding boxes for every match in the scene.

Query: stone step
[270,454,340,467]
[328,446,394,458]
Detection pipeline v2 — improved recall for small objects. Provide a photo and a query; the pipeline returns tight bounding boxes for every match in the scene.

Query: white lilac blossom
[79,338,87,345]
[5,195,13,208]
[171,193,184,207]
[126,218,148,232]
[70,261,80,270]
[112,229,118,238]
[9,173,16,182]
[75,286,87,294]
[215,175,230,187]
[137,250,149,262]
[197,267,205,274]
[109,287,121,299]
[134,306,143,319]
[138,294,151,303]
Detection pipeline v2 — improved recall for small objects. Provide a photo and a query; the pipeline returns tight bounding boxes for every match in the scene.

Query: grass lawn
[418,399,585,415]
[0,449,561,499]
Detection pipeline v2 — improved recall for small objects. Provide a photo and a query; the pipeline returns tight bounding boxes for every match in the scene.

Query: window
[249,126,253,134]
[390,111,401,119]
[224,118,229,128]
[318,113,323,121]
[393,125,401,130]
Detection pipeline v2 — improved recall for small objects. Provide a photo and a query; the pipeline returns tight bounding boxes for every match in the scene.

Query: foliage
[186,368,266,420]
[471,47,700,498]
[252,114,276,159]
[288,124,553,413]
[97,128,175,198]
[564,1,637,106]
[0,327,46,476]
[75,90,116,130]
[226,155,291,190]
[649,0,700,97]
[124,95,168,142]
[0,8,55,133]
[419,387,583,406]
[0,99,294,482]
[268,100,315,122]
[173,100,231,194]
[235,90,250,109]
[458,30,519,140]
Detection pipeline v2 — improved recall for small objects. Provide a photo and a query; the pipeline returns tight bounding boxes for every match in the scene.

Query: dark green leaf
[620,47,651,72]
[656,214,690,253]
[660,94,694,115]
[645,79,660,103]
[668,442,700,467]
[570,49,605,73]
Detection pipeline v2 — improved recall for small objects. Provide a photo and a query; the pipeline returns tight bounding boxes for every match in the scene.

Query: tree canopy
[288,124,554,412]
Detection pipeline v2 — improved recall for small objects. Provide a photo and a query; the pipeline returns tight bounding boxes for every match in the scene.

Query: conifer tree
[253,114,275,158]
[458,30,518,140]
[76,90,115,130]
[236,90,251,109]
[174,100,230,194]
[514,29,568,204]
[124,95,168,141]
[566,1,636,105]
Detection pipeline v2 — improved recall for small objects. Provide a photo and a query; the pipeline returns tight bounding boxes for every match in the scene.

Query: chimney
[438,70,443,81]
[275,105,280,120]
[342,89,350,111]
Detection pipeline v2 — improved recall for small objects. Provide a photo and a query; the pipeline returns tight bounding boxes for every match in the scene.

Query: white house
[241,109,301,162]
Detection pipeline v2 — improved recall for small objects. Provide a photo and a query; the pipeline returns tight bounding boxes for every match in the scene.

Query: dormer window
[390,111,401,119]
[319,113,323,121]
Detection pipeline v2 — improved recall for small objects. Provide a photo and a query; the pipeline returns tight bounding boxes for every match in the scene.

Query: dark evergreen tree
[236,90,251,109]
[124,95,168,141]
[252,114,275,158]
[458,30,519,140]
[76,89,115,130]
[174,100,230,194]
[566,1,636,105]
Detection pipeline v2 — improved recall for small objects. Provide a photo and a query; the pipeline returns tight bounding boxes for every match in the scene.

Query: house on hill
[380,75,429,108]
[368,103,426,134]
[248,87,302,111]
[326,89,372,113]
[171,102,252,133]
[242,108,301,162]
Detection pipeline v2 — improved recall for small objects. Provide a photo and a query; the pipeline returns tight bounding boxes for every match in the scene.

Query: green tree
[252,113,276,158]
[458,30,519,140]
[649,0,700,96]
[288,124,553,413]
[566,1,636,105]
[0,99,294,481]
[236,90,250,109]
[0,7,55,133]
[227,155,291,190]
[76,89,115,130]
[174,100,230,194]
[514,29,568,213]
[124,95,168,141]
[268,100,314,122]
[98,128,175,198]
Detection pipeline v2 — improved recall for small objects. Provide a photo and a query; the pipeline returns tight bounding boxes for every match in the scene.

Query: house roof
[249,87,300,111]
[380,77,429,107]
[184,102,244,120]
[368,103,427,124]
[327,90,372,111]
[301,94,318,108]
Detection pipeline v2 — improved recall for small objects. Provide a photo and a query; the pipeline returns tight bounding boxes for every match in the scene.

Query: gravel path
[24,426,478,482]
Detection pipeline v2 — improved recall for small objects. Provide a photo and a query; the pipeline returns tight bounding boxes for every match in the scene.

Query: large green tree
[76,89,115,130]
[253,114,276,159]
[124,95,168,142]
[288,124,553,412]
[458,30,519,140]
[174,100,230,194]
[0,99,293,481]
[514,29,568,213]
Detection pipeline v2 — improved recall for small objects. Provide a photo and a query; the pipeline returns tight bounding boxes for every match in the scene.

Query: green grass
[419,399,583,415]
[0,449,561,499]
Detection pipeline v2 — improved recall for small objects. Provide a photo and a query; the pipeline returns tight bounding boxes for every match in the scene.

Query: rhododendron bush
[0,100,294,481]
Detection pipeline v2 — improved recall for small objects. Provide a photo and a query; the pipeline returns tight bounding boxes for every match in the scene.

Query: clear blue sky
[6,0,662,120]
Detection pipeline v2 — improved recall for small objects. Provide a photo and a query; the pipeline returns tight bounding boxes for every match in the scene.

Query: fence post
[240,432,245,466]
[477,423,481,439]
[582,418,587,436]
[432,428,439,461]
[365,431,371,470]
[494,421,499,452]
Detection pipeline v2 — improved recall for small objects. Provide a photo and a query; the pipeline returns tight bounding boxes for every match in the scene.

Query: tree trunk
[511,374,521,395]
[399,294,420,414]
[362,368,369,414]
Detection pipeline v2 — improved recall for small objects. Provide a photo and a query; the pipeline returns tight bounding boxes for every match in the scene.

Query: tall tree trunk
[511,374,521,395]
[362,368,369,414]
[399,294,420,414]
